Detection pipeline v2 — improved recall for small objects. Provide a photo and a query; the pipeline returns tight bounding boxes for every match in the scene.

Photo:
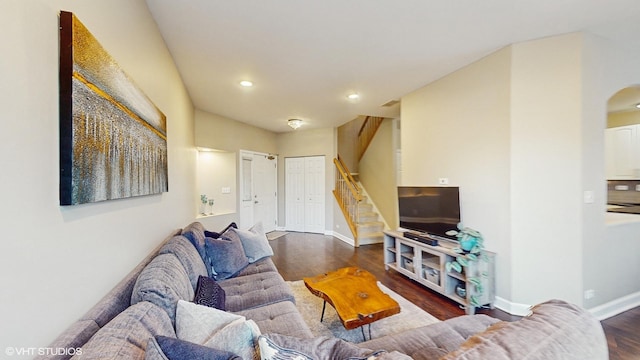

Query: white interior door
[304,156,325,233]
[239,151,277,230]
[285,156,325,233]
[253,154,277,232]
[285,158,305,232]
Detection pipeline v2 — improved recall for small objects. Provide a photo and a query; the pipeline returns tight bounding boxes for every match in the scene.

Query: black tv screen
[398,186,460,241]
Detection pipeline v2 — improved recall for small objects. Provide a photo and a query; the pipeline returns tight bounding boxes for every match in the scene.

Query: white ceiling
[145,0,640,133]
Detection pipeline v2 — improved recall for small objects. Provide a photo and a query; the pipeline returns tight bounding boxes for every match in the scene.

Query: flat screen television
[397,186,461,241]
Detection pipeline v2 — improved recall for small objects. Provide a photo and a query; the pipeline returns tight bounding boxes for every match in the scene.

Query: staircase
[334,116,387,247]
[355,192,385,245]
[333,156,385,246]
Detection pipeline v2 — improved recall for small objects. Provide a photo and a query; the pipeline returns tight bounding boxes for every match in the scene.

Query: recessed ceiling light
[347,93,360,100]
[240,80,253,87]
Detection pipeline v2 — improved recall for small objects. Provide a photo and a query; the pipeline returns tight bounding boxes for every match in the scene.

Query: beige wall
[509,33,584,307]
[359,118,398,228]
[607,110,640,128]
[581,32,640,313]
[401,46,513,307]
[195,109,277,154]
[0,0,195,348]
[402,31,640,315]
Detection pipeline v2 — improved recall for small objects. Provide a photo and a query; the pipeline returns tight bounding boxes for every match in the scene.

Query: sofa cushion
[36,320,99,360]
[181,222,211,277]
[175,300,260,360]
[235,301,313,339]
[219,272,294,312]
[230,222,274,263]
[359,314,498,356]
[194,275,226,311]
[257,334,388,360]
[145,336,241,360]
[204,233,249,280]
[131,253,194,325]
[71,301,175,360]
[233,257,278,277]
[159,235,208,290]
[440,299,608,360]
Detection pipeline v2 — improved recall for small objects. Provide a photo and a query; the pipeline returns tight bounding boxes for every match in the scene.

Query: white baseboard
[493,296,532,317]
[588,291,640,320]
[328,231,355,246]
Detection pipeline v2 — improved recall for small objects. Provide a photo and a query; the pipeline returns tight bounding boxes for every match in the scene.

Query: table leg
[320,301,327,322]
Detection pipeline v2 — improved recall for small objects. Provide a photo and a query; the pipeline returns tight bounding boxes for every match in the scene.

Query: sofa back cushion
[131,253,194,325]
[159,235,208,290]
[441,299,608,360]
[71,301,175,360]
[181,222,210,276]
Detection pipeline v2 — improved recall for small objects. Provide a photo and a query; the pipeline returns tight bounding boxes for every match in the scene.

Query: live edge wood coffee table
[303,267,400,340]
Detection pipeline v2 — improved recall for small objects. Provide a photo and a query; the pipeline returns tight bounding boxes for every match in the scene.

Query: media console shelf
[383,230,495,315]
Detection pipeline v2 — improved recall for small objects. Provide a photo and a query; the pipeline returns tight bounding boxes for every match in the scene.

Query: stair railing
[333,156,363,245]
[357,116,384,161]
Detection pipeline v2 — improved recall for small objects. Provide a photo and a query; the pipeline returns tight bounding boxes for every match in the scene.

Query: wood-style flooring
[270,232,640,360]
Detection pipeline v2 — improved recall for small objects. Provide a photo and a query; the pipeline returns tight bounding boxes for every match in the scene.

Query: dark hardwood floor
[270,232,640,360]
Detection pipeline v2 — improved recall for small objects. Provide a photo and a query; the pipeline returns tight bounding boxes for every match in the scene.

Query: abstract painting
[59,11,168,205]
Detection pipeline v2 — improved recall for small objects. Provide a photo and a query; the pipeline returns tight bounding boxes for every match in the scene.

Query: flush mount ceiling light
[239,80,253,87]
[347,93,360,100]
[288,118,303,129]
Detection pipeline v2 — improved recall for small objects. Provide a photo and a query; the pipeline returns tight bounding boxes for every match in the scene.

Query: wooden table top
[303,267,400,330]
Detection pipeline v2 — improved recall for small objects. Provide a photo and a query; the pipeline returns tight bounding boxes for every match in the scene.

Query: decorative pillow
[175,300,260,360]
[257,334,380,360]
[194,275,226,311]
[176,300,243,342]
[145,336,241,360]
[205,222,238,239]
[204,231,250,280]
[230,222,274,263]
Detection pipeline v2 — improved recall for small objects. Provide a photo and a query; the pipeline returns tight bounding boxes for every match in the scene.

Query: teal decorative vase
[460,237,478,252]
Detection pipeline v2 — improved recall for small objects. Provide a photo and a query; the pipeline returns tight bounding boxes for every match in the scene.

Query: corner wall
[0,0,195,349]
[359,118,398,228]
[401,46,513,306]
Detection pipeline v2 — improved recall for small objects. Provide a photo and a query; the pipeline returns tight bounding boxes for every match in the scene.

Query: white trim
[588,291,640,320]
[328,231,355,246]
[493,296,532,317]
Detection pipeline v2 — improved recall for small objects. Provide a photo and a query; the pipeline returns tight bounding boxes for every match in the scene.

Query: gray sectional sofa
[40,222,609,360]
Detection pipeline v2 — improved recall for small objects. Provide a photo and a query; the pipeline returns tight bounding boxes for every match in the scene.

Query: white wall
[0,0,195,349]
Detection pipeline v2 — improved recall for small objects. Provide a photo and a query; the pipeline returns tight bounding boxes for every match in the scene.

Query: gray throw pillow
[204,231,249,280]
[257,334,382,359]
[230,222,274,263]
[145,336,241,360]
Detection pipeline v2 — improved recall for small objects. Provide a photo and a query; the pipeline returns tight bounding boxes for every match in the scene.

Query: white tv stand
[383,230,495,315]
